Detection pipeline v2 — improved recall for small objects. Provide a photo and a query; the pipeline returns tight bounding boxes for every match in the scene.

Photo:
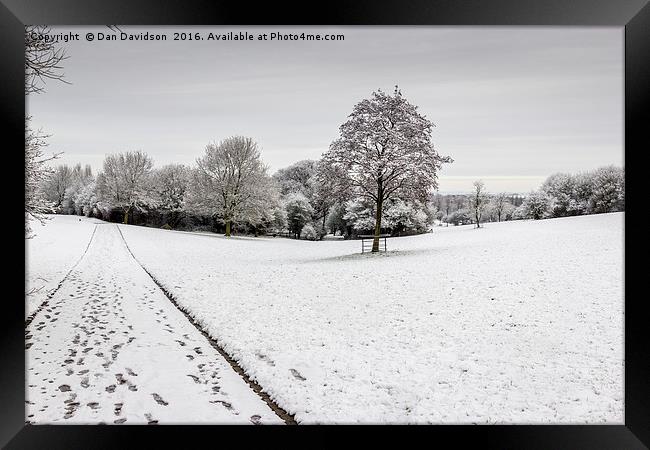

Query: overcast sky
[29,26,623,193]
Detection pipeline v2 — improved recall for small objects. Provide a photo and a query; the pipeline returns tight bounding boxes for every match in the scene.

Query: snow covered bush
[520,191,551,220]
[588,166,624,213]
[383,199,430,234]
[542,173,582,217]
[341,198,431,235]
[511,205,528,220]
[95,202,113,221]
[343,199,376,233]
[300,223,319,240]
[447,209,471,226]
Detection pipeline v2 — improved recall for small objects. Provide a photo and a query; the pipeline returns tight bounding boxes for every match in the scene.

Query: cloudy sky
[29,26,623,193]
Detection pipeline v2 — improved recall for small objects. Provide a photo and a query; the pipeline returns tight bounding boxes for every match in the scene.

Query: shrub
[447,209,471,226]
[301,223,318,240]
[521,191,551,220]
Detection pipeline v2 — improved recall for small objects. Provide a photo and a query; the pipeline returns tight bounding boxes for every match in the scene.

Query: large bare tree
[320,87,452,252]
[185,136,274,237]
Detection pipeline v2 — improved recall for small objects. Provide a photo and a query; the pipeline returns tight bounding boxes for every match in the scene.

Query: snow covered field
[116,212,624,424]
[26,215,102,317]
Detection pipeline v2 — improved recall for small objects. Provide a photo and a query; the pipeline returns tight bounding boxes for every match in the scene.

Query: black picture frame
[2,0,648,447]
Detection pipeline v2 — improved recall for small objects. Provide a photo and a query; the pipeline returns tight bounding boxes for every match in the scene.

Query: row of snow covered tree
[430,166,625,227]
[521,166,625,219]
[38,150,625,239]
[37,148,437,240]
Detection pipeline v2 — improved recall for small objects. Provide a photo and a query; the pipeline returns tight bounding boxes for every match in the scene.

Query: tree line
[37,145,440,240]
[431,166,625,228]
[38,151,625,240]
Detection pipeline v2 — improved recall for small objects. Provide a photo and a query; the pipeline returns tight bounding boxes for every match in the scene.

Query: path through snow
[26,223,282,424]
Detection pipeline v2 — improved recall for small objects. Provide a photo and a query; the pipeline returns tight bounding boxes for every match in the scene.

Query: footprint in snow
[256,353,276,367]
[290,369,306,381]
[211,400,233,411]
[152,393,168,406]
[187,374,200,384]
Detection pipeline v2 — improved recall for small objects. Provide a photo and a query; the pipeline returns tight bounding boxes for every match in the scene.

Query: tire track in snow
[25,224,100,329]
[115,224,297,425]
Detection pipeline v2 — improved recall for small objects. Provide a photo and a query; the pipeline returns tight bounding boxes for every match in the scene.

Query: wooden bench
[358,234,390,253]
[266,231,292,238]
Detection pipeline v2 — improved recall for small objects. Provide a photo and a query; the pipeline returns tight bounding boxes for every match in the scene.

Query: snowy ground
[26,223,281,424]
[26,215,102,317]
[114,212,625,424]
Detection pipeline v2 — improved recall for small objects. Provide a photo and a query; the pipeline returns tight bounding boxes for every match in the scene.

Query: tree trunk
[225,220,231,237]
[372,196,384,253]
[123,206,131,225]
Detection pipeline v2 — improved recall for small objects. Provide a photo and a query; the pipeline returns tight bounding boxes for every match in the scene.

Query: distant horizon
[30,26,623,192]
